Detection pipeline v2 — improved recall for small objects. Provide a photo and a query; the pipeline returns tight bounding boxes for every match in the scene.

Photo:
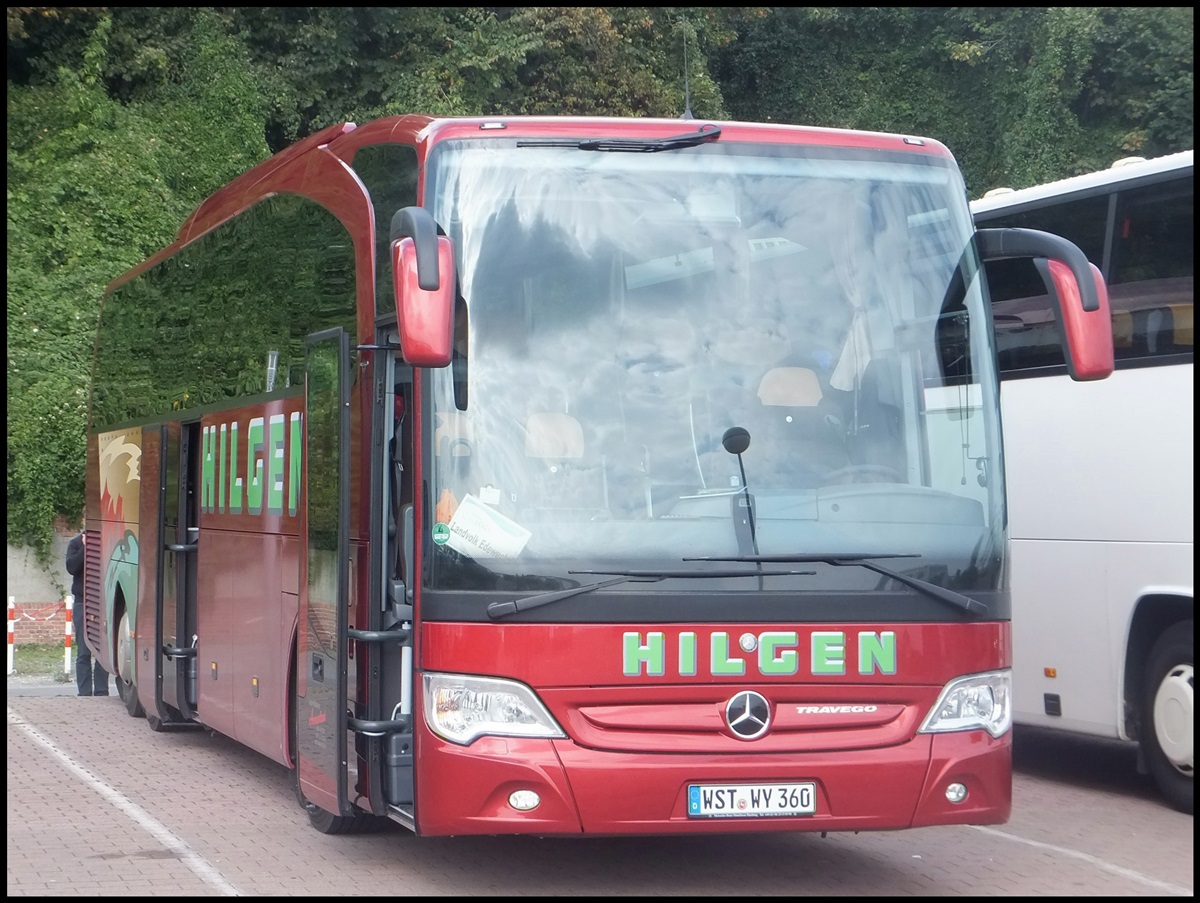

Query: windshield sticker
[432,523,451,545]
[446,493,531,558]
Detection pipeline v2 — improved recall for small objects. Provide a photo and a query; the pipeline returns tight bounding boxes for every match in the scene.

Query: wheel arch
[1125,593,1194,739]
[109,584,129,669]
[286,611,301,769]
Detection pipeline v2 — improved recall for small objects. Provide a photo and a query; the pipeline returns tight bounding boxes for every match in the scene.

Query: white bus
[972,151,1193,813]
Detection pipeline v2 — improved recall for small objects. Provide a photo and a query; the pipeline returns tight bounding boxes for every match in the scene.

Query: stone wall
[9,599,72,645]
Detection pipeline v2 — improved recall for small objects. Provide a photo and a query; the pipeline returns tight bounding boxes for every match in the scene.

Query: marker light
[423,672,566,745]
[918,669,1012,739]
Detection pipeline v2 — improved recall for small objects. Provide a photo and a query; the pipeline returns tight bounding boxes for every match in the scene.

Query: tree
[7,9,270,558]
[708,7,1192,194]
[5,6,1192,558]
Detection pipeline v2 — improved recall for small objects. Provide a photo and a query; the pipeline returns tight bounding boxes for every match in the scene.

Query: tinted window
[981,173,1193,375]
[1108,179,1193,357]
[351,143,419,319]
[92,195,357,429]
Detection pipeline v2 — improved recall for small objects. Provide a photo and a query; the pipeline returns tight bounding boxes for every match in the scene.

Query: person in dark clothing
[66,526,109,696]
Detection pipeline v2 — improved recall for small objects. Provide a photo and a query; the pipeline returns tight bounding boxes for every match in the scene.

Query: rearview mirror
[390,206,455,368]
[976,227,1114,381]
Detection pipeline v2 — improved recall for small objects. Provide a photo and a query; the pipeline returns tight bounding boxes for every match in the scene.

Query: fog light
[945,782,968,804]
[508,789,541,811]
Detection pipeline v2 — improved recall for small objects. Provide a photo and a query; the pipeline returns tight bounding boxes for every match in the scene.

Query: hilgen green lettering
[711,633,745,676]
[678,632,697,677]
[623,632,665,677]
[246,417,264,515]
[201,426,217,510]
[267,414,286,516]
[759,631,800,675]
[288,412,302,516]
[858,631,897,676]
[812,631,846,675]
[227,422,242,511]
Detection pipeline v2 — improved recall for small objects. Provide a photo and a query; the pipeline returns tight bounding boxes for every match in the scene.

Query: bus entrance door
[295,328,352,819]
[156,419,200,726]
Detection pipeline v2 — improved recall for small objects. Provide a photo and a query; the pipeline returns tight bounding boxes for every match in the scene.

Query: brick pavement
[7,681,1193,897]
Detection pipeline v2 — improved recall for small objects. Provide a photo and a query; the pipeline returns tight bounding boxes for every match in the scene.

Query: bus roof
[148,114,956,287]
[971,150,1193,215]
[109,114,961,296]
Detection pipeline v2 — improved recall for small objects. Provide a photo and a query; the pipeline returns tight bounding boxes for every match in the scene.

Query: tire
[144,708,199,733]
[1140,620,1193,814]
[299,794,375,835]
[116,610,145,718]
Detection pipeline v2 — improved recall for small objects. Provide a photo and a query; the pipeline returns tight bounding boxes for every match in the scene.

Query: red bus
[82,115,1113,837]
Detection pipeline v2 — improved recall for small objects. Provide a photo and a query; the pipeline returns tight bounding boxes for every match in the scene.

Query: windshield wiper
[516,124,722,154]
[486,565,815,620]
[685,554,989,617]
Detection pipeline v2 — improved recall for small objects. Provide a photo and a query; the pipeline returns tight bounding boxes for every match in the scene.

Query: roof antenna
[681,29,694,120]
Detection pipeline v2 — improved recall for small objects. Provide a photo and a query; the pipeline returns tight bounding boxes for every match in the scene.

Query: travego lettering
[200,413,302,516]
[622,630,898,678]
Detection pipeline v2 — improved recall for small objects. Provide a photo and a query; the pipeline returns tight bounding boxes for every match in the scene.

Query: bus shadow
[1011,723,1161,804]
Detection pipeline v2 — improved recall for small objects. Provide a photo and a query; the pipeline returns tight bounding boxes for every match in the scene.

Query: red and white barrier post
[7,597,14,676]
[64,595,73,674]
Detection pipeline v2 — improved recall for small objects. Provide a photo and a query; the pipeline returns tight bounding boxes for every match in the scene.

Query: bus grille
[83,527,103,653]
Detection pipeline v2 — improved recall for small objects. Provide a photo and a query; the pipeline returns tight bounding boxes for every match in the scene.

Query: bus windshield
[423,141,1002,595]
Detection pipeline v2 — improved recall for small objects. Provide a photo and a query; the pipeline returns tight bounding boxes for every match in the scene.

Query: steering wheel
[444,437,473,458]
[442,437,473,478]
[819,464,903,486]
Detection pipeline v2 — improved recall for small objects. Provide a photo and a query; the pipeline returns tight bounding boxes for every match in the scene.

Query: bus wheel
[116,610,145,718]
[298,793,374,835]
[1140,620,1193,814]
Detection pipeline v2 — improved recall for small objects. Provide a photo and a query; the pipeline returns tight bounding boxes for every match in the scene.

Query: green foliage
[7,10,270,560]
[501,7,709,118]
[9,643,73,683]
[1084,7,1194,156]
[5,6,1193,559]
[224,8,541,144]
[92,196,355,428]
[709,7,1192,195]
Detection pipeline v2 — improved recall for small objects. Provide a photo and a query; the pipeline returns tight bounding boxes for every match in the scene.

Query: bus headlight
[422,672,567,745]
[918,669,1012,739]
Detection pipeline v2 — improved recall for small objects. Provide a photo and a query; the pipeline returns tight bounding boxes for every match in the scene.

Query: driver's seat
[521,412,605,516]
[753,367,849,483]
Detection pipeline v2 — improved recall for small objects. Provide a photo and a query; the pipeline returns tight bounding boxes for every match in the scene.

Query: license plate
[687,782,816,818]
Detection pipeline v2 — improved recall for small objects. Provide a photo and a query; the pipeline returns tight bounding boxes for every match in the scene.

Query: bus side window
[1109,175,1193,361]
[1172,303,1193,347]
[1111,309,1134,350]
[987,258,1065,374]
